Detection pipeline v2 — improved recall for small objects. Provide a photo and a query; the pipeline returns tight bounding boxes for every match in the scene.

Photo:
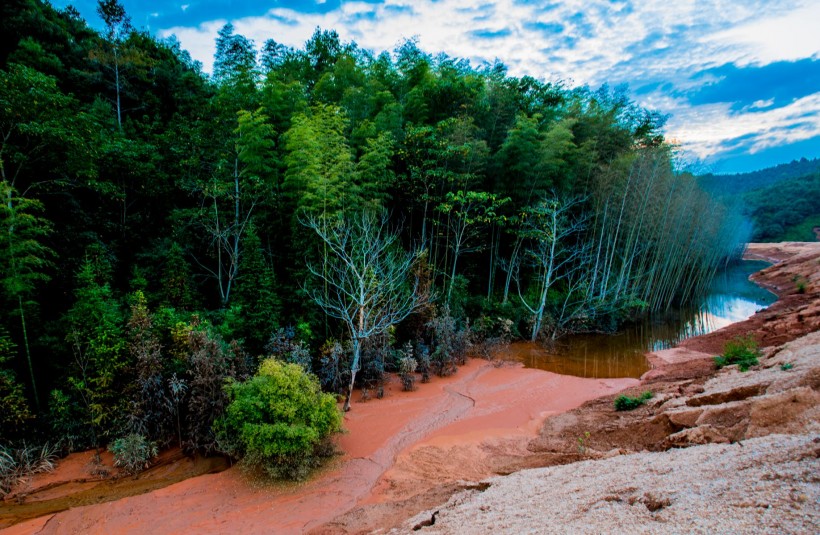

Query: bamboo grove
[0,0,747,451]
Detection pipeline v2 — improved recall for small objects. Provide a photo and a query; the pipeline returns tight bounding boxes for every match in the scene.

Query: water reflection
[506,261,776,379]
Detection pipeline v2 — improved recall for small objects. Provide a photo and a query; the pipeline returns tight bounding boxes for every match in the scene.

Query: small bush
[1,443,58,498]
[780,362,794,371]
[714,335,760,372]
[614,391,653,411]
[398,356,417,392]
[109,434,158,475]
[215,359,342,481]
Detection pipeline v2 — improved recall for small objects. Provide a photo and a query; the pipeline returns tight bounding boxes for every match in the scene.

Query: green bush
[1,443,58,498]
[614,391,653,411]
[215,359,342,480]
[109,433,158,475]
[714,335,760,372]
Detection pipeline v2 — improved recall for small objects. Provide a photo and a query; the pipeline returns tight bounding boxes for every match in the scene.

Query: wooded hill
[699,159,820,241]
[1,0,746,455]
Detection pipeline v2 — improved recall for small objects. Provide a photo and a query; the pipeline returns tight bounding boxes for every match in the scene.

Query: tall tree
[195,108,275,307]
[65,256,127,446]
[0,180,53,410]
[437,190,508,306]
[93,0,133,130]
[304,211,429,411]
[517,195,587,340]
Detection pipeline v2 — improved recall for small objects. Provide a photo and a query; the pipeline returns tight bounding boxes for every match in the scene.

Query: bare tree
[516,195,587,341]
[304,211,429,411]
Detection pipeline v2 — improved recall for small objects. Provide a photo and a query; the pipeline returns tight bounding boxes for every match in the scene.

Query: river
[506,260,776,378]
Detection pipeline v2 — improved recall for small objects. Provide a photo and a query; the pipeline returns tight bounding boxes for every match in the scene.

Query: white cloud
[668,93,820,160]
[707,2,820,66]
[181,4,189,12]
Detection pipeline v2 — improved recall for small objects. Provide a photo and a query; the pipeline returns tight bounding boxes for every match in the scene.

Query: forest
[1,0,748,478]
[699,158,820,242]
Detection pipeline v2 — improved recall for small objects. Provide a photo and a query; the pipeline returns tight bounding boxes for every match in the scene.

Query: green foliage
[233,225,280,355]
[614,391,653,411]
[0,443,58,498]
[126,291,172,443]
[780,362,794,371]
[109,433,158,475]
[215,359,342,480]
[0,0,763,450]
[0,327,31,440]
[47,388,93,452]
[744,171,820,241]
[714,335,760,372]
[792,275,808,294]
[779,214,820,242]
[64,256,128,445]
[700,157,820,197]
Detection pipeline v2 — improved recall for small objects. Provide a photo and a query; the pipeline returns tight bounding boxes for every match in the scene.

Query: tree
[0,326,31,440]
[0,180,53,410]
[213,23,257,89]
[215,359,341,480]
[436,190,509,306]
[517,195,587,340]
[304,211,429,411]
[233,224,280,355]
[65,256,127,447]
[93,0,133,130]
[195,108,275,307]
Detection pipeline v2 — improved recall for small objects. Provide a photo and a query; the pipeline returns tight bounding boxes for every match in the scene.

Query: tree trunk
[114,48,122,131]
[19,295,39,410]
[343,337,361,412]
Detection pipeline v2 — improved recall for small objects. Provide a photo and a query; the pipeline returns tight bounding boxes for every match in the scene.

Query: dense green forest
[744,171,820,241]
[1,0,747,474]
[699,158,820,241]
[699,157,820,197]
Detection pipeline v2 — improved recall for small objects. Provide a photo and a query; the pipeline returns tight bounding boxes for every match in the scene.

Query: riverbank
[389,242,820,533]
[2,243,817,534]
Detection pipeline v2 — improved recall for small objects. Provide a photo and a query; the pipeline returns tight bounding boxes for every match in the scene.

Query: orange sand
[2,359,636,535]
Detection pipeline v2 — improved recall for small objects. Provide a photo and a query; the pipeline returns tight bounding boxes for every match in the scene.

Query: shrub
[215,359,342,480]
[614,391,653,411]
[714,335,760,372]
[109,434,158,475]
[1,443,58,498]
[398,356,417,392]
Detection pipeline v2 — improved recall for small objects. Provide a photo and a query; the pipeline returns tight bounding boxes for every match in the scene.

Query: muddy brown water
[506,261,776,378]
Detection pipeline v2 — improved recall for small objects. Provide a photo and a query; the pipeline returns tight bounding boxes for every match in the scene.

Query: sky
[54,0,820,174]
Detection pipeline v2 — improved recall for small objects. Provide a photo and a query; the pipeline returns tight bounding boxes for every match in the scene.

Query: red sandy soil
[1,361,635,535]
[3,242,816,535]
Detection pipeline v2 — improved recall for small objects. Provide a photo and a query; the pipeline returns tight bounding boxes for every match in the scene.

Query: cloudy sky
[55,0,819,174]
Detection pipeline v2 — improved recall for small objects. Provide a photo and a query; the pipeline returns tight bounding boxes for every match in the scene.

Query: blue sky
[55,0,819,174]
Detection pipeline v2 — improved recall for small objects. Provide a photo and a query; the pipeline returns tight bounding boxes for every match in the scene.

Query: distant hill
[744,170,820,241]
[699,157,820,197]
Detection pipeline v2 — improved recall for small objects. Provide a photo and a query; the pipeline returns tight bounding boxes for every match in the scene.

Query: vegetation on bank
[714,336,761,372]
[1,0,748,479]
[614,391,653,411]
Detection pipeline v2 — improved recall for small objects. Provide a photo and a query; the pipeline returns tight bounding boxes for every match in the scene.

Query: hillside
[699,157,820,197]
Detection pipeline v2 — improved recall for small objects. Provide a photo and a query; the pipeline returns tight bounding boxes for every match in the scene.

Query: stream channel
[507,260,776,379]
